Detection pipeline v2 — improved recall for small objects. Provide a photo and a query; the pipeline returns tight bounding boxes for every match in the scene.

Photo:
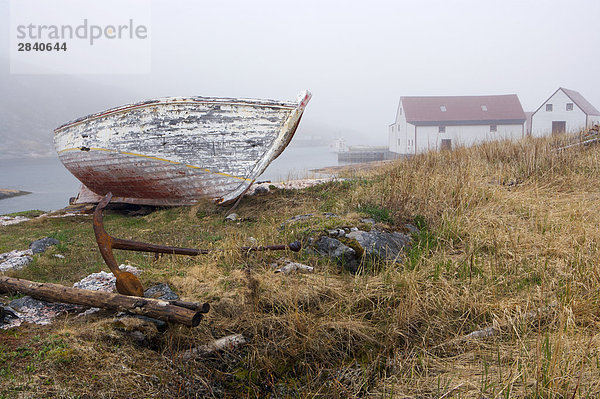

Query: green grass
[356,203,395,224]
[3,210,45,218]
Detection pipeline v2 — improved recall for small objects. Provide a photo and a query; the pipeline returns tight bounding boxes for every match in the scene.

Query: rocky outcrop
[30,237,60,254]
[0,237,61,272]
[313,236,360,273]
[308,225,412,273]
[0,249,34,272]
[144,283,179,300]
[346,229,410,262]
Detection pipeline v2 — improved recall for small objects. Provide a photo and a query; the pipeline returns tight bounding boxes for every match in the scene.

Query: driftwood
[0,276,208,327]
[181,334,247,360]
[437,303,557,350]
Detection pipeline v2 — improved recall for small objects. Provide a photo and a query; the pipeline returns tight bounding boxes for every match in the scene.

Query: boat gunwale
[54,96,299,133]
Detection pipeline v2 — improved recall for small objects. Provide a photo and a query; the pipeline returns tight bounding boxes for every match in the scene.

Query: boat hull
[54,92,311,205]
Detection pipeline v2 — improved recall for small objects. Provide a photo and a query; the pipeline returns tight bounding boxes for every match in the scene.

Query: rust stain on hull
[54,91,311,205]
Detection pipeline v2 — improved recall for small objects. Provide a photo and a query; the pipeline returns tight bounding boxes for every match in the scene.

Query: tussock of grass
[2,134,600,397]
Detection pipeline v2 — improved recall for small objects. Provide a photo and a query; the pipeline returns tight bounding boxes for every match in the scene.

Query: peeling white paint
[54,91,311,205]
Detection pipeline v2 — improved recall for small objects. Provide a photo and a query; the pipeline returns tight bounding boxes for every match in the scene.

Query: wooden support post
[0,276,207,327]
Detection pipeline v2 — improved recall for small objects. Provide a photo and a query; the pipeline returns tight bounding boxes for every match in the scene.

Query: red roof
[400,94,526,125]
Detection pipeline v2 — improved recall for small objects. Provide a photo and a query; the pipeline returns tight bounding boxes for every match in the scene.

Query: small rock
[7,296,80,327]
[225,213,238,221]
[0,249,33,262]
[73,265,141,292]
[30,237,60,254]
[0,255,33,272]
[275,262,314,274]
[323,212,338,218]
[350,227,359,232]
[326,229,346,238]
[0,305,19,323]
[313,236,359,273]
[253,185,270,194]
[73,271,117,292]
[9,296,47,311]
[359,218,376,225]
[346,229,410,262]
[54,254,65,259]
[119,264,142,275]
[144,283,179,300]
[248,237,258,245]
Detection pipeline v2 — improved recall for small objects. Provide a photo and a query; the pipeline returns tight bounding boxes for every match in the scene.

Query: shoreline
[0,189,31,201]
[310,160,395,175]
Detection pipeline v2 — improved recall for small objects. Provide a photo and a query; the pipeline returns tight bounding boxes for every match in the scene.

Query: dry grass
[2,134,600,397]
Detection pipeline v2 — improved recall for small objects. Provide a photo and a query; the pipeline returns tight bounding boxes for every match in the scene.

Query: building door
[552,121,566,135]
[440,139,452,151]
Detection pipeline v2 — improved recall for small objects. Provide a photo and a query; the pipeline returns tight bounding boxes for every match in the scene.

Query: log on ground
[0,276,206,327]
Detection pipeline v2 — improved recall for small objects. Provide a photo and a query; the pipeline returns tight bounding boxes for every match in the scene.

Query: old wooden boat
[54,91,311,205]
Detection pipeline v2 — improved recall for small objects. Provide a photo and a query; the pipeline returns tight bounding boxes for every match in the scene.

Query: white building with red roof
[389,94,526,155]
[530,88,600,136]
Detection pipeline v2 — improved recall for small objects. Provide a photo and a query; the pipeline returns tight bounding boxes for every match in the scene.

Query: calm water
[0,146,338,215]
[0,157,81,215]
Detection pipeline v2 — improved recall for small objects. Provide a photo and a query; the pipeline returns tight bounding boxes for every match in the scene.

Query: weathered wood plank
[0,276,206,327]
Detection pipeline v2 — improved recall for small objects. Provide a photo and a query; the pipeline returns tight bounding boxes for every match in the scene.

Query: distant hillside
[0,72,139,159]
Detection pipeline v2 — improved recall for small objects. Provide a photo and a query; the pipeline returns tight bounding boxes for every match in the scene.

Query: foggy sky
[1,0,599,150]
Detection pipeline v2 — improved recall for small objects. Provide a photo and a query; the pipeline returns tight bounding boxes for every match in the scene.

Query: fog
[1,0,599,159]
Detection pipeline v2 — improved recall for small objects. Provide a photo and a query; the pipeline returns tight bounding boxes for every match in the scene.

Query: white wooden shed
[389,95,526,155]
[530,88,600,136]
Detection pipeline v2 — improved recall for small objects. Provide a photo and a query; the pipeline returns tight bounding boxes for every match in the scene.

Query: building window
[566,103,573,111]
[398,139,401,145]
[490,125,497,132]
[441,139,452,150]
[440,105,447,112]
[546,104,553,112]
[481,105,488,111]
[439,126,445,133]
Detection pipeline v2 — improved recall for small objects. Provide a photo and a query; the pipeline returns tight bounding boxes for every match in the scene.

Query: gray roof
[560,88,600,116]
[532,88,600,116]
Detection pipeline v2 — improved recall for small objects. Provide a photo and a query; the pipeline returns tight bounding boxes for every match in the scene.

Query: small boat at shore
[54,91,311,205]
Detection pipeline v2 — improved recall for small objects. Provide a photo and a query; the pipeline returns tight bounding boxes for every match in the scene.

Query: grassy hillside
[1,134,600,398]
